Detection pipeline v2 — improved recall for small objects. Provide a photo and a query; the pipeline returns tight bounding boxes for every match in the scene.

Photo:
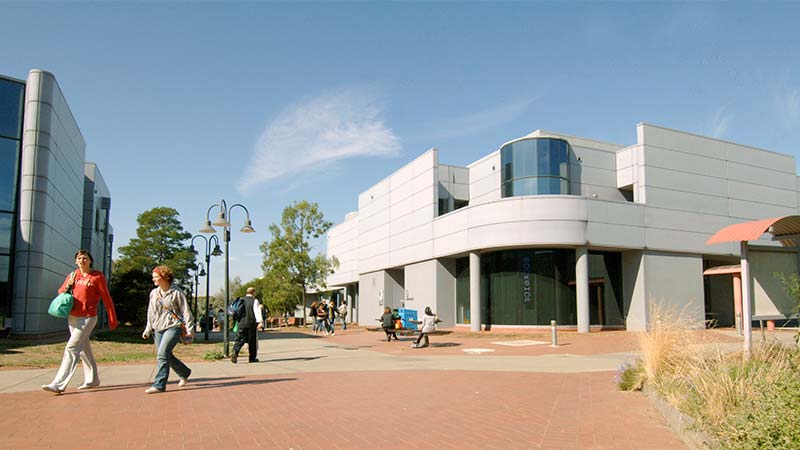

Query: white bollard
[550,320,558,347]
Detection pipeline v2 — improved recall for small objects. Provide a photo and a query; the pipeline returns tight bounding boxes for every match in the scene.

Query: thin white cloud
[238,89,401,193]
[777,88,800,127]
[434,97,537,139]
[710,103,732,138]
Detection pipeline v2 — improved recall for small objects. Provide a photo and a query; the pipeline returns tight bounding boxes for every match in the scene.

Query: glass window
[456,257,470,324]
[0,138,19,212]
[500,138,572,197]
[0,79,24,140]
[438,198,449,216]
[0,213,11,254]
[0,254,9,318]
[476,249,576,326]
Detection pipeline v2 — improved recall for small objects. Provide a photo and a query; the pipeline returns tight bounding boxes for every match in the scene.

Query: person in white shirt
[337,301,348,330]
[231,287,263,363]
[412,306,442,349]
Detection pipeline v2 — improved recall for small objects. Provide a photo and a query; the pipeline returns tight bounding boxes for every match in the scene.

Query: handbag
[179,324,193,345]
[48,271,77,318]
[157,294,193,345]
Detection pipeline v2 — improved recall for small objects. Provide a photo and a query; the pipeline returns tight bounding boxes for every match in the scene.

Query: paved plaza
[1,326,776,450]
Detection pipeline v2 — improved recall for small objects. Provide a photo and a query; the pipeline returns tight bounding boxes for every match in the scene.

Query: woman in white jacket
[141,265,193,394]
[412,306,441,348]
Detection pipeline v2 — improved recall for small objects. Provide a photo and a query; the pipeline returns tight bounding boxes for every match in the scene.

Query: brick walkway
[0,328,694,450]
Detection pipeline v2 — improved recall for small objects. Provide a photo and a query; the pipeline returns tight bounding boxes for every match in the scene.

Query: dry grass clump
[618,302,698,392]
[618,301,800,449]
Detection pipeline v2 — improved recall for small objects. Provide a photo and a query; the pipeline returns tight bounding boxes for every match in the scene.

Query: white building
[1,70,114,336]
[326,123,800,331]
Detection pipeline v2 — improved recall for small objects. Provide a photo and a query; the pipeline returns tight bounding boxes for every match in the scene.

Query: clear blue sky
[3,2,800,295]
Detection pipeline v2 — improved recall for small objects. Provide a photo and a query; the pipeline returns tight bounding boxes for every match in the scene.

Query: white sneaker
[41,384,63,394]
[144,387,164,394]
[78,382,100,390]
[178,377,188,387]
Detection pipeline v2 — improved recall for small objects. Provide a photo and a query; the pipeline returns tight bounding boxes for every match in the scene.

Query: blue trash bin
[397,308,417,330]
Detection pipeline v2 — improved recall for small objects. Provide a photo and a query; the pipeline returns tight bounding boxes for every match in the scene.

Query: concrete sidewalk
[0,331,635,394]
[0,329,686,450]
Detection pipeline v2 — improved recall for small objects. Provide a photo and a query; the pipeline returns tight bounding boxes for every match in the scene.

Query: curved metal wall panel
[433,196,588,257]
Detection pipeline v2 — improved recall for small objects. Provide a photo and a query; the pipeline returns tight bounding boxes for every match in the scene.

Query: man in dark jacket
[231,287,263,363]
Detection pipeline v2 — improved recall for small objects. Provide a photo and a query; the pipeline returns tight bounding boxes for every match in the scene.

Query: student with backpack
[231,287,263,364]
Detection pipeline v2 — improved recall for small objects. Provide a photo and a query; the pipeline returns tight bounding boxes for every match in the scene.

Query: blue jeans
[153,327,191,390]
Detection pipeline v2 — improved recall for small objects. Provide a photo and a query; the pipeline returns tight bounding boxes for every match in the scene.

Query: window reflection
[500,138,571,197]
[0,138,19,212]
[0,78,24,140]
[0,213,11,254]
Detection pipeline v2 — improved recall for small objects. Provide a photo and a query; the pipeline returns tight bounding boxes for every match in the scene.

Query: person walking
[379,307,396,342]
[42,250,118,394]
[231,287,264,363]
[412,306,442,349]
[215,308,225,331]
[142,265,194,394]
[316,301,330,336]
[326,298,336,335]
[337,301,348,330]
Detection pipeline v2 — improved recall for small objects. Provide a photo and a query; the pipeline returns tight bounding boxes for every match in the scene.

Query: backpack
[227,297,246,321]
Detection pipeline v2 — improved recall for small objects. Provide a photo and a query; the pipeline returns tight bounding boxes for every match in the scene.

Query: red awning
[706,215,800,247]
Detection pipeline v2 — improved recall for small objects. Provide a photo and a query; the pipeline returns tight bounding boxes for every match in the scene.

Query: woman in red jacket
[42,250,118,394]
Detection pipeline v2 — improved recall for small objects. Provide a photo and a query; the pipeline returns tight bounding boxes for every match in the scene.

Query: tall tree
[111,207,195,324]
[260,201,338,324]
[116,207,194,283]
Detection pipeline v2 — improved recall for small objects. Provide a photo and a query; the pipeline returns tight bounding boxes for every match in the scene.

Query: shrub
[627,302,800,449]
[204,350,225,360]
[616,360,645,391]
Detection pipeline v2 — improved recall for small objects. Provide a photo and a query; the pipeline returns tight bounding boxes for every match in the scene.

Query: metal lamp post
[190,234,222,341]
[200,199,255,356]
[191,262,206,326]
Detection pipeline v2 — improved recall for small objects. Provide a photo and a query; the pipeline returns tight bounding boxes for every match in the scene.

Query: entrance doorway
[589,279,605,325]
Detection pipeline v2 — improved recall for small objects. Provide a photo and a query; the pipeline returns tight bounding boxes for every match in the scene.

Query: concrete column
[576,247,590,333]
[740,242,753,356]
[732,273,742,335]
[342,287,349,324]
[346,286,353,323]
[469,252,481,332]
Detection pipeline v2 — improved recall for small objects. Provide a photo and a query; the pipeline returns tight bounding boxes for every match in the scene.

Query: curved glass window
[500,138,571,196]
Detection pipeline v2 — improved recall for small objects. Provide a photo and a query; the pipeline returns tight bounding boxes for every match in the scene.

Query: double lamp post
[200,199,255,357]
[190,233,222,341]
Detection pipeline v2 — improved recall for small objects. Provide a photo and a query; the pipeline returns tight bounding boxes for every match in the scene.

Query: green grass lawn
[0,326,226,368]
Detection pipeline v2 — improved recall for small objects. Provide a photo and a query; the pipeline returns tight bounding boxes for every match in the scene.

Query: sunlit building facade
[326,124,800,331]
[0,70,113,336]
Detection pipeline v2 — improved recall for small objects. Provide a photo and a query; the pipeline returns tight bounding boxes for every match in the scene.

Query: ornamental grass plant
[619,302,800,450]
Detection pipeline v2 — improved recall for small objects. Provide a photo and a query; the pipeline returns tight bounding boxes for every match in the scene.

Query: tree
[213,276,243,304]
[116,207,195,287]
[260,201,339,325]
[111,207,195,324]
[109,265,152,325]
[775,272,800,344]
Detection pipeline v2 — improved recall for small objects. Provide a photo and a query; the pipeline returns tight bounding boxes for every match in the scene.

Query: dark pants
[383,327,397,341]
[414,332,429,347]
[233,326,258,362]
